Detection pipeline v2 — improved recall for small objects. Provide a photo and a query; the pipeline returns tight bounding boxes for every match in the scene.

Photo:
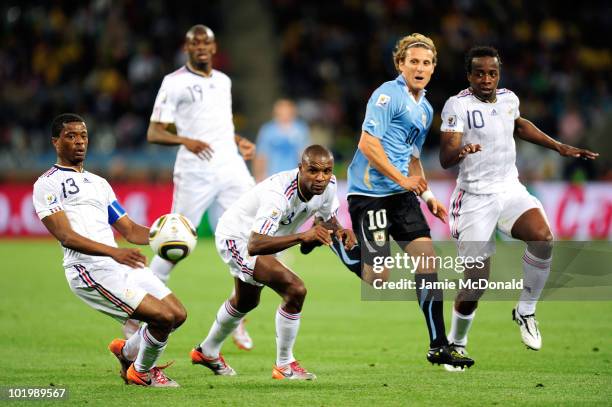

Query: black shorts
[348,192,431,265]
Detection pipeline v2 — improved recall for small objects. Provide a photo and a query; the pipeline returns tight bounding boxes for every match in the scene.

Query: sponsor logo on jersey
[45,193,58,206]
[368,119,378,127]
[447,115,457,127]
[491,109,498,116]
[375,94,391,107]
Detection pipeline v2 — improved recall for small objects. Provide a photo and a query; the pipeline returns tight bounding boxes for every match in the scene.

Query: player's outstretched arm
[112,215,149,245]
[248,225,332,256]
[439,131,482,169]
[41,211,146,268]
[147,121,214,160]
[359,131,427,194]
[514,117,599,160]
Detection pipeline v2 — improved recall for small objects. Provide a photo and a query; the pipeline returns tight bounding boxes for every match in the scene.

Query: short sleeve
[440,97,465,133]
[150,77,178,123]
[32,177,64,220]
[512,93,520,119]
[102,179,126,225]
[251,190,288,236]
[361,86,396,139]
[315,178,340,221]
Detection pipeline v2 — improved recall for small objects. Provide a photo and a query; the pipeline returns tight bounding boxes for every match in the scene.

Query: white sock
[518,249,552,315]
[122,324,144,361]
[447,309,475,347]
[275,307,301,366]
[134,326,167,373]
[201,301,245,358]
[150,255,175,284]
[122,318,140,339]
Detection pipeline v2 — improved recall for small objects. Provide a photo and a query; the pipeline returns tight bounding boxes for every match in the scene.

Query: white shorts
[215,235,263,287]
[65,259,172,323]
[172,161,255,228]
[449,182,547,259]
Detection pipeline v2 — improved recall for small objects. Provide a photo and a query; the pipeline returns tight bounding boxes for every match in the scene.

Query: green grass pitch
[1,239,611,406]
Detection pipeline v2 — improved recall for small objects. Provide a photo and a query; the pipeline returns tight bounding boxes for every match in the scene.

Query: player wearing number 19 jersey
[145,24,256,349]
[440,47,598,370]
[346,33,473,369]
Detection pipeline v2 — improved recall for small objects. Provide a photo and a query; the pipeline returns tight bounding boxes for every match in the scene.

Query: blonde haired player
[346,33,473,368]
[145,24,256,349]
[440,46,598,371]
[33,114,187,387]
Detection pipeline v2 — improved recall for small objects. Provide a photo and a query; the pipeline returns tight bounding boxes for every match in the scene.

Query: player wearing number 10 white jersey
[439,47,598,369]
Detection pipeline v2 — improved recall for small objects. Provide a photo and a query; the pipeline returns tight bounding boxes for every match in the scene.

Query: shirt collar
[185,64,213,78]
[54,164,82,173]
[396,74,427,104]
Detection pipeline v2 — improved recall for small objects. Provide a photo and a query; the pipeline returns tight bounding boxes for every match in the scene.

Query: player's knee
[151,307,175,331]
[172,307,187,329]
[286,280,307,303]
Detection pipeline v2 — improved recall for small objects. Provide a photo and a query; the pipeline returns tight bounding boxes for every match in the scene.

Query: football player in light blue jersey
[346,33,473,369]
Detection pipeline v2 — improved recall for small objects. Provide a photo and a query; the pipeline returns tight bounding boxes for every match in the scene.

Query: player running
[145,24,256,349]
[439,46,599,370]
[345,33,473,368]
[190,145,356,380]
[33,114,187,387]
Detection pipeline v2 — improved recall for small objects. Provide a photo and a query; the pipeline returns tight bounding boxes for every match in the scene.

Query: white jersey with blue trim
[33,165,126,268]
[440,88,521,194]
[215,169,339,243]
[348,74,433,197]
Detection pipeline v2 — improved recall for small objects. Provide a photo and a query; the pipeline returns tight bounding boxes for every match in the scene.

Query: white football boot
[512,307,542,350]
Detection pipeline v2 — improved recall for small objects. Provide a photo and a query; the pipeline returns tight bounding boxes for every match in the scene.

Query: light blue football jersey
[347,74,433,196]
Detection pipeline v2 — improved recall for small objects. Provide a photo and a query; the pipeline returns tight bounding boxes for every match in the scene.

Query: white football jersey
[33,165,126,268]
[150,66,242,172]
[441,88,521,194]
[215,169,340,242]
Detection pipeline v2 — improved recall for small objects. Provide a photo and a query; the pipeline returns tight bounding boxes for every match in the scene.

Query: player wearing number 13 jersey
[346,33,473,369]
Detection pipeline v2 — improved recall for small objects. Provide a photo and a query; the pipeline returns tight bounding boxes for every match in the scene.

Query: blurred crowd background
[1,0,610,182]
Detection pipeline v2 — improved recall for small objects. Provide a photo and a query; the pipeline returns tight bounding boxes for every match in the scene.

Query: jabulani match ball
[149,213,197,262]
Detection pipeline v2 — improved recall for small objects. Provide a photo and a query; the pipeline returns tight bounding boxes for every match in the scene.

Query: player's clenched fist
[458,143,482,158]
[401,175,427,195]
[301,224,333,246]
[111,247,147,269]
[335,228,357,250]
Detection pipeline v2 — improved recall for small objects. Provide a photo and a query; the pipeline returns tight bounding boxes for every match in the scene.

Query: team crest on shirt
[375,94,391,107]
[373,230,386,247]
[270,210,280,221]
[45,193,58,206]
[447,115,457,127]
